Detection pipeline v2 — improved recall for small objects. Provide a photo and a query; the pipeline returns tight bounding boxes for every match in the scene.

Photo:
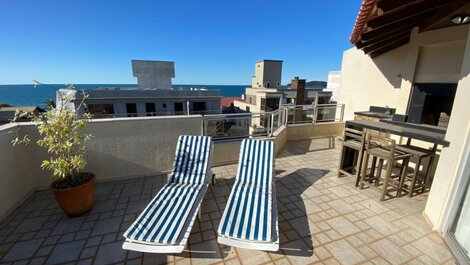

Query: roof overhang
[350,0,470,57]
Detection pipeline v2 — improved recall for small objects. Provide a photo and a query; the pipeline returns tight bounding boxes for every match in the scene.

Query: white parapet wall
[0,115,343,220]
[0,115,203,220]
[286,122,345,141]
[0,123,37,221]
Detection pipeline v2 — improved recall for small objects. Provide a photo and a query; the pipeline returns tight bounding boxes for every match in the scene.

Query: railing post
[340,104,345,122]
[313,105,318,124]
[270,112,275,136]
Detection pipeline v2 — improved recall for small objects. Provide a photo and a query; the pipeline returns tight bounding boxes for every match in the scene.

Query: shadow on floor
[276,168,329,257]
[277,137,336,158]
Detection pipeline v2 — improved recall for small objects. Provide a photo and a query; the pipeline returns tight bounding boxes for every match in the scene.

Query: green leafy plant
[12,82,92,187]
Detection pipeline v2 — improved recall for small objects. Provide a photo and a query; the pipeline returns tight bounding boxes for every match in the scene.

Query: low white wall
[212,126,288,166]
[0,124,36,220]
[286,122,344,141]
[0,115,203,219]
[213,140,243,166]
[273,126,287,155]
[0,115,341,220]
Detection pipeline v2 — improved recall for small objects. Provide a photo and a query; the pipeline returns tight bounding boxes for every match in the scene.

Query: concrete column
[424,26,470,232]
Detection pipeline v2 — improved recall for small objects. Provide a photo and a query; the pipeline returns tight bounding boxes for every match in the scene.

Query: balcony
[0,114,454,264]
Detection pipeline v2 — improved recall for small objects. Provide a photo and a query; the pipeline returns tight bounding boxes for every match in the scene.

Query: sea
[0,84,248,107]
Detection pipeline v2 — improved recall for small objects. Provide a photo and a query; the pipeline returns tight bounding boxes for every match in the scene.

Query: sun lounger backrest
[169,135,212,185]
[236,139,273,186]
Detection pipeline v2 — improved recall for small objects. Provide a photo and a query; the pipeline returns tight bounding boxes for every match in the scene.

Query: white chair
[217,139,279,251]
[122,135,213,253]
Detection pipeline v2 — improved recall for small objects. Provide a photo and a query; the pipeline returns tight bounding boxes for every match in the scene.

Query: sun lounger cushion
[218,139,274,242]
[169,135,211,185]
[124,182,203,244]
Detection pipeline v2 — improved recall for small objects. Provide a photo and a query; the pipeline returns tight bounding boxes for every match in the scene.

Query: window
[145,103,156,116]
[246,106,250,112]
[318,97,330,104]
[193,102,206,112]
[126,103,137,117]
[87,104,114,118]
[163,103,167,108]
[261,98,280,111]
[174,102,183,114]
[407,83,457,126]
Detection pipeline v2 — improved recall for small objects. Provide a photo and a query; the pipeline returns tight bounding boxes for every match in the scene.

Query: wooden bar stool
[359,134,412,201]
[396,140,437,197]
[338,128,366,187]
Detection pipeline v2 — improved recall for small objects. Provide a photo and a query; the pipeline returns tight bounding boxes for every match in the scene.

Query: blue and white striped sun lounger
[122,135,213,253]
[217,139,279,251]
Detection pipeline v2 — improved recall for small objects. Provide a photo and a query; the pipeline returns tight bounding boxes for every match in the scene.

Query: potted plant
[13,82,95,217]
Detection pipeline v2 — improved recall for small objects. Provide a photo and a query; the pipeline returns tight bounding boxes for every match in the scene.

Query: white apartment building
[234,60,332,127]
[325,70,341,102]
[59,60,221,118]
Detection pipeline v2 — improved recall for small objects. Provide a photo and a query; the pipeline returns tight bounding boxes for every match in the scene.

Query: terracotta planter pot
[51,173,96,217]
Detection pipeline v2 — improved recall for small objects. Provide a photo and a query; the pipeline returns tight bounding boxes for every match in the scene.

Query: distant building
[220,97,240,107]
[325,71,341,102]
[59,60,221,118]
[234,60,332,126]
[0,106,45,125]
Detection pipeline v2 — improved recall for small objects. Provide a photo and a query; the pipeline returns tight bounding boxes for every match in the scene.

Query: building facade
[59,60,221,118]
[339,1,470,263]
[235,60,332,127]
[325,70,341,103]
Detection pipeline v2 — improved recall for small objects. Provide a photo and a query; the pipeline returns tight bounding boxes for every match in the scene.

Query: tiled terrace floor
[0,139,455,265]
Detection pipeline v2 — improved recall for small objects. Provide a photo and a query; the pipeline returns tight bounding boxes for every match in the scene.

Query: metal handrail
[201,103,344,139]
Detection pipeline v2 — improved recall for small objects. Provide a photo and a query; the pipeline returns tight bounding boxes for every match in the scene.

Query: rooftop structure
[1,0,469,263]
[0,126,455,264]
[132,60,175,90]
[252,60,283,89]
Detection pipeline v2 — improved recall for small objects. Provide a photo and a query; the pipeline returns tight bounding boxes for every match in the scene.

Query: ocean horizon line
[0,83,251,87]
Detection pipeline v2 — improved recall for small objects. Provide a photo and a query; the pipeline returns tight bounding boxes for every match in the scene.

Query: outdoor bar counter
[345,119,450,147]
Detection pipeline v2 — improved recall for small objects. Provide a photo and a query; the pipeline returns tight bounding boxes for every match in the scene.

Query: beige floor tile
[236,248,272,265]
[370,238,413,264]
[325,240,366,265]
[411,236,453,263]
[314,245,332,260]
[326,216,360,237]
[363,215,401,236]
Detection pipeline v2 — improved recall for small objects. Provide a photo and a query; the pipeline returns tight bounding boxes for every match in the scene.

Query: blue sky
[0,0,360,85]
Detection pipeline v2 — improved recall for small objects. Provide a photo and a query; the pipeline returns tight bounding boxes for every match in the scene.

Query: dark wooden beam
[368,0,458,29]
[419,0,470,32]
[376,0,422,13]
[370,37,411,58]
[360,17,421,42]
[362,31,411,54]
[356,40,366,49]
